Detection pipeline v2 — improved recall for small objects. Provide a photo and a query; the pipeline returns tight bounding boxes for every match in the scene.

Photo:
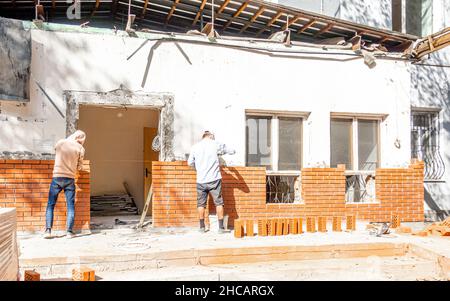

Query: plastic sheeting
[0,208,19,281]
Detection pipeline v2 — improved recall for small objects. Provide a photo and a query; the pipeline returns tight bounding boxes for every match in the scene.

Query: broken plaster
[64,86,175,161]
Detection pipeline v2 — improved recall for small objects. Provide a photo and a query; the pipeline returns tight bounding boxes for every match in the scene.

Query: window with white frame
[330,116,380,203]
[411,109,445,180]
[246,112,303,203]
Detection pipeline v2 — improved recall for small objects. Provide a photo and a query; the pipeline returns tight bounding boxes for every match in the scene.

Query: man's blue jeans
[45,177,76,232]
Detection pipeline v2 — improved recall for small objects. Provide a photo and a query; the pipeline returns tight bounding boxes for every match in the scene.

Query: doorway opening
[78,105,160,219]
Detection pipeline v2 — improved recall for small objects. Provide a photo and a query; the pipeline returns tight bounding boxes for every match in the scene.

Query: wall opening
[78,105,160,217]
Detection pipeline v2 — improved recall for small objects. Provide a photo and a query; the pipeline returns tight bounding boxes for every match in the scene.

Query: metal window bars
[266,174,301,203]
[345,172,376,203]
[411,112,445,180]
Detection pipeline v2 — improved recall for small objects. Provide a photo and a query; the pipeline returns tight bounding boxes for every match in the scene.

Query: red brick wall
[152,160,424,227]
[0,159,90,232]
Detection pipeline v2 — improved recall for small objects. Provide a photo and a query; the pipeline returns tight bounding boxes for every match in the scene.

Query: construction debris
[24,270,40,281]
[91,193,138,216]
[412,27,450,59]
[413,217,450,237]
[367,223,391,237]
[72,267,95,281]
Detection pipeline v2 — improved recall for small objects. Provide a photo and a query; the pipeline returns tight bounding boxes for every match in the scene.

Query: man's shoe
[43,229,52,239]
[199,227,206,233]
[218,228,231,234]
[66,231,76,239]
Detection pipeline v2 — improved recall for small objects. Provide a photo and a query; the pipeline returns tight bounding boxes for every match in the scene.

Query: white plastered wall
[0,29,412,171]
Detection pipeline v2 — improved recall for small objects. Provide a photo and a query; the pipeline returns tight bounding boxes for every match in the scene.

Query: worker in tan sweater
[44,130,86,239]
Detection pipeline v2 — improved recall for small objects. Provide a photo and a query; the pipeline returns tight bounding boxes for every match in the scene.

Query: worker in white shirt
[187,131,235,233]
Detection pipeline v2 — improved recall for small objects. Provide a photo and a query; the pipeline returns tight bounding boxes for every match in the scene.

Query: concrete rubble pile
[0,208,19,281]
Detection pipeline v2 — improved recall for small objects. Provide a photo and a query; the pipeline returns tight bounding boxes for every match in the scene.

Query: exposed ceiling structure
[0,0,418,50]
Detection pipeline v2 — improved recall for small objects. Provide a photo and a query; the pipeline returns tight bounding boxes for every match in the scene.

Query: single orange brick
[246,220,254,237]
[332,217,342,232]
[289,219,297,235]
[258,219,268,236]
[391,214,401,229]
[72,267,95,281]
[318,217,327,232]
[346,215,356,231]
[307,217,316,233]
[24,270,40,281]
[234,220,244,238]
[297,218,303,234]
[281,219,289,235]
[276,219,283,236]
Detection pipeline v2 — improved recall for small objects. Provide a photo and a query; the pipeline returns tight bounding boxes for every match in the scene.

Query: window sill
[345,201,380,205]
[424,179,446,183]
[266,171,301,176]
[266,202,304,206]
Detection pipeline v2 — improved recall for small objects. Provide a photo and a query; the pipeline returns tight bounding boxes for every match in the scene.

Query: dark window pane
[246,116,272,169]
[330,118,353,169]
[358,120,378,170]
[278,117,302,170]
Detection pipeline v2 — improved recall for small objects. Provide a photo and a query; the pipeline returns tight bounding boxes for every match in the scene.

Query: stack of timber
[0,208,19,281]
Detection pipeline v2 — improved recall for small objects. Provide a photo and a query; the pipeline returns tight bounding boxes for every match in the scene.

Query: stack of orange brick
[234,216,350,238]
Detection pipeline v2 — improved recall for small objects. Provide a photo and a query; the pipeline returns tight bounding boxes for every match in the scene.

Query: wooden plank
[284,15,300,30]
[297,19,315,34]
[141,0,150,18]
[137,184,153,228]
[192,0,208,25]
[90,0,101,17]
[314,23,334,37]
[222,0,248,31]
[217,0,232,15]
[166,0,181,23]
[256,10,283,37]
[239,5,265,33]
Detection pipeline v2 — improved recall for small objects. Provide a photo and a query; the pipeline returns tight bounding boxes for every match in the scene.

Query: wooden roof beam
[239,5,265,33]
[90,0,101,18]
[255,10,283,37]
[284,15,300,30]
[192,0,208,26]
[314,23,334,37]
[222,1,249,31]
[217,0,232,15]
[166,0,181,23]
[297,19,315,34]
[141,0,150,18]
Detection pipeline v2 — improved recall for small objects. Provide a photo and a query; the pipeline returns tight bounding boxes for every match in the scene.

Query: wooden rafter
[256,10,283,37]
[141,0,150,18]
[239,5,265,33]
[222,1,249,31]
[314,23,334,37]
[217,0,232,15]
[297,19,315,34]
[284,15,300,30]
[414,27,450,59]
[90,0,101,18]
[51,0,55,18]
[192,0,208,26]
[378,36,389,44]
[166,0,181,23]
